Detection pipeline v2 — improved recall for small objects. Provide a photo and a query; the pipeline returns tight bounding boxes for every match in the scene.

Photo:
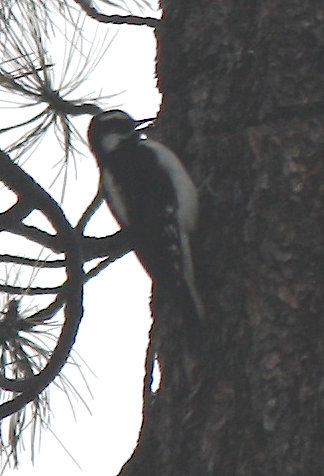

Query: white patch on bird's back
[102,168,129,226]
[142,139,198,232]
[142,139,204,320]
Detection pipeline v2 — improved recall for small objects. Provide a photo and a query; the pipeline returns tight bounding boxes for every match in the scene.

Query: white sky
[0,1,161,474]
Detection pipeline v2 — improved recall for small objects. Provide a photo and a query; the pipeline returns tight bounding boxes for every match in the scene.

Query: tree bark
[120,1,324,474]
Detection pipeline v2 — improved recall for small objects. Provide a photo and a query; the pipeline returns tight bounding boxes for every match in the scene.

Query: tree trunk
[119,1,324,474]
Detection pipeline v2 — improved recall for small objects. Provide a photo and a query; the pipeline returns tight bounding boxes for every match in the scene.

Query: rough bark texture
[119,1,324,475]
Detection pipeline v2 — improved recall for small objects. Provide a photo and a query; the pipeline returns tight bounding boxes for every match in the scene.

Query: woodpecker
[88,110,203,323]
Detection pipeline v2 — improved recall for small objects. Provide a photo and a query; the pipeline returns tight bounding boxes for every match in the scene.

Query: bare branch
[73,0,160,28]
[0,254,65,269]
[0,283,61,296]
[75,189,103,232]
[0,150,83,419]
[82,230,131,261]
[0,151,133,414]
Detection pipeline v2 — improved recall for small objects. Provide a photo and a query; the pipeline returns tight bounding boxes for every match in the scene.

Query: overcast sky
[0,2,161,474]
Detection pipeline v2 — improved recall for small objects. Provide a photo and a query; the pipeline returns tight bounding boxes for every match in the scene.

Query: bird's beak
[134,118,155,130]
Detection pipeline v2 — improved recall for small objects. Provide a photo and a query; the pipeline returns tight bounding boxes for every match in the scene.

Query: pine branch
[73,0,160,28]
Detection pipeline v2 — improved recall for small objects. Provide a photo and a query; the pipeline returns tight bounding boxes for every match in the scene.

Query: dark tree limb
[73,0,160,28]
[0,150,133,414]
[0,151,83,415]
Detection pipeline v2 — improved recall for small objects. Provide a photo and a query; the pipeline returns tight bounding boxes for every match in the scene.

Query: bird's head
[88,110,138,155]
